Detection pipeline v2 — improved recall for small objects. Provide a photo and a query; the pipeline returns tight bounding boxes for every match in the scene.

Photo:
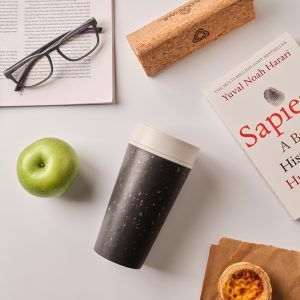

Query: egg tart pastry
[218,262,272,300]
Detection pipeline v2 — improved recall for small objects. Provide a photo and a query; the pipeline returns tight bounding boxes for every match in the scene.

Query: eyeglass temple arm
[15,26,102,91]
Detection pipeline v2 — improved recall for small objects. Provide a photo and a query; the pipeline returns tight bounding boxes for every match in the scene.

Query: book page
[0,0,114,106]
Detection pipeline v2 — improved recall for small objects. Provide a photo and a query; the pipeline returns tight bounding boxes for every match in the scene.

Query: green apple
[17,138,78,197]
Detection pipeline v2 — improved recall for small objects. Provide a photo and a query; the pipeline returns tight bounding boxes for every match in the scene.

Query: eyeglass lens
[59,25,98,60]
[12,55,52,87]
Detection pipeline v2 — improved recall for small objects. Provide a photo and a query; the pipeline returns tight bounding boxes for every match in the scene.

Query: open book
[0,0,115,106]
[205,33,300,220]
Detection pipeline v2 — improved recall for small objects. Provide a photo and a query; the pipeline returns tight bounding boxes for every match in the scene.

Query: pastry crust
[218,262,272,300]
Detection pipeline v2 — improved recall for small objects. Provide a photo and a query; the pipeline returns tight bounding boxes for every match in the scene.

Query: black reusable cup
[94,124,199,269]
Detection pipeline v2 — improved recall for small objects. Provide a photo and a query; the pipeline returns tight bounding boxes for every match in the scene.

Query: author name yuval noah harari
[221,50,291,102]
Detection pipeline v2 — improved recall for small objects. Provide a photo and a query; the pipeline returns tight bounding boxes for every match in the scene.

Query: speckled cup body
[94,143,192,269]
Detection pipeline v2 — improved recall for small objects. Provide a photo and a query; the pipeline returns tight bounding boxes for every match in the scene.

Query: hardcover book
[204,33,300,219]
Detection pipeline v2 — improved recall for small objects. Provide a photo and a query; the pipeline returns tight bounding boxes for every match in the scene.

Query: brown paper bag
[200,238,300,299]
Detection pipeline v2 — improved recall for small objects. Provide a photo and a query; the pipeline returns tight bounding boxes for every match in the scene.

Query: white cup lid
[130,124,199,168]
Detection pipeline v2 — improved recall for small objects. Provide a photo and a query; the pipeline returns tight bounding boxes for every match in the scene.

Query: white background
[1,0,300,299]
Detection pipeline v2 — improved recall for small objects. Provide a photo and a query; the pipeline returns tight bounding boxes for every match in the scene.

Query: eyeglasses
[4,17,102,92]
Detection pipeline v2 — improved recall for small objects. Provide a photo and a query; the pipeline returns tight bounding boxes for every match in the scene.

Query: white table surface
[1,0,300,299]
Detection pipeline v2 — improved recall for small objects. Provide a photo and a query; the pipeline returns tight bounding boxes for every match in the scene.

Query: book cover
[205,33,300,219]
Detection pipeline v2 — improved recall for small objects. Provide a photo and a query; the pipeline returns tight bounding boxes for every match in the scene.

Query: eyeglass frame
[3,17,102,91]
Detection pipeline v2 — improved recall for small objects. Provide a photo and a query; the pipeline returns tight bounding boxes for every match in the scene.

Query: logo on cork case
[193,29,209,43]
